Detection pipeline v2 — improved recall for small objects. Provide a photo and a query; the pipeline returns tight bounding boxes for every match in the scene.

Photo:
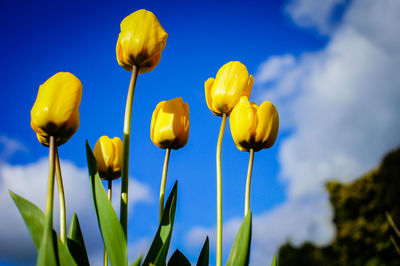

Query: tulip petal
[255,101,279,150]
[117,9,168,73]
[244,75,254,99]
[30,72,82,141]
[204,78,218,115]
[230,97,257,151]
[206,61,253,115]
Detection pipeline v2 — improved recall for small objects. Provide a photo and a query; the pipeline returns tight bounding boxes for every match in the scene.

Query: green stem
[55,148,67,244]
[120,65,139,239]
[244,148,254,217]
[104,180,112,266]
[159,148,171,222]
[216,113,227,266]
[43,136,56,250]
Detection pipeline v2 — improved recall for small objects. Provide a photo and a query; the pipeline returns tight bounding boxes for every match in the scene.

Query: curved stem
[104,180,112,266]
[43,136,56,246]
[216,113,227,266]
[159,148,171,222]
[55,148,66,244]
[244,148,254,217]
[120,66,139,239]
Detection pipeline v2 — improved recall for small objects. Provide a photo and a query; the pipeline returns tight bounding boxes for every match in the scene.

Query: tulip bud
[116,9,168,74]
[205,61,254,116]
[230,96,279,152]
[150,97,190,150]
[31,72,82,146]
[93,136,123,180]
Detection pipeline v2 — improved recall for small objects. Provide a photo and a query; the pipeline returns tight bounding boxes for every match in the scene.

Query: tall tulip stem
[244,148,254,216]
[159,148,171,222]
[55,148,66,243]
[120,66,139,239]
[216,113,227,266]
[104,180,112,266]
[43,136,56,250]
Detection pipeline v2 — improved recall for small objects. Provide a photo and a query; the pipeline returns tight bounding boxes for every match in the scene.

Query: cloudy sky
[1,0,399,265]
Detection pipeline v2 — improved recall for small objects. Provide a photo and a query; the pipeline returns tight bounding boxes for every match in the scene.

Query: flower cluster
[12,8,280,266]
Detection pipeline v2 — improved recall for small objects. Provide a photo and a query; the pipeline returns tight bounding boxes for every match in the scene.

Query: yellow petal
[117,9,168,73]
[206,61,253,115]
[94,136,123,180]
[150,97,190,149]
[205,77,221,116]
[255,101,279,150]
[30,72,82,142]
[229,96,258,151]
[111,137,123,178]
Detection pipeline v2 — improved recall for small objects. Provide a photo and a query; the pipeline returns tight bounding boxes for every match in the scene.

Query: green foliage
[10,190,77,266]
[278,147,400,266]
[67,213,89,266]
[86,141,127,266]
[143,181,178,266]
[196,236,209,266]
[167,249,191,266]
[271,254,277,266]
[226,211,252,266]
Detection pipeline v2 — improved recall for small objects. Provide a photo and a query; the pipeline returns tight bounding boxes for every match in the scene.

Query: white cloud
[254,55,296,85]
[187,0,400,264]
[0,135,28,163]
[285,0,346,35]
[0,156,153,264]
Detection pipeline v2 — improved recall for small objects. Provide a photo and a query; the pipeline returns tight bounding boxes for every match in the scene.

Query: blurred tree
[278,147,400,266]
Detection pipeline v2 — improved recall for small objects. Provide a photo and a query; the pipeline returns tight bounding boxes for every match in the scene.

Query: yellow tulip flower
[116,9,168,74]
[205,61,254,116]
[150,97,190,150]
[31,72,82,146]
[230,96,279,152]
[93,136,123,180]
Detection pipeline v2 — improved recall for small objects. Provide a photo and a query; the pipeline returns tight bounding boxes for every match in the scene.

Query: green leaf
[9,190,44,249]
[67,213,90,266]
[196,236,209,266]
[37,225,58,266]
[129,254,143,266]
[10,190,77,266]
[86,141,127,266]
[143,181,178,266]
[226,211,252,266]
[167,249,191,266]
[57,230,78,266]
[271,254,277,266]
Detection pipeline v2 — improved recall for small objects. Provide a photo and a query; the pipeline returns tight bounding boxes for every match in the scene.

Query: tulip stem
[216,113,227,266]
[120,66,139,239]
[159,148,171,222]
[244,148,254,217]
[55,148,67,244]
[104,180,112,266]
[43,136,56,252]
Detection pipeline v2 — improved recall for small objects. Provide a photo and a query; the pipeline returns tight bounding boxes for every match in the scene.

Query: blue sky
[1,0,400,265]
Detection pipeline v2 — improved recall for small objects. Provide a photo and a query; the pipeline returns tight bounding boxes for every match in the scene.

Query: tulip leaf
[129,254,143,266]
[37,224,58,266]
[9,190,44,249]
[143,181,178,266]
[86,141,127,266]
[167,249,191,266]
[67,213,90,266]
[10,190,77,265]
[271,254,277,266]
[196,236,209,266]
[226,211,252,266]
